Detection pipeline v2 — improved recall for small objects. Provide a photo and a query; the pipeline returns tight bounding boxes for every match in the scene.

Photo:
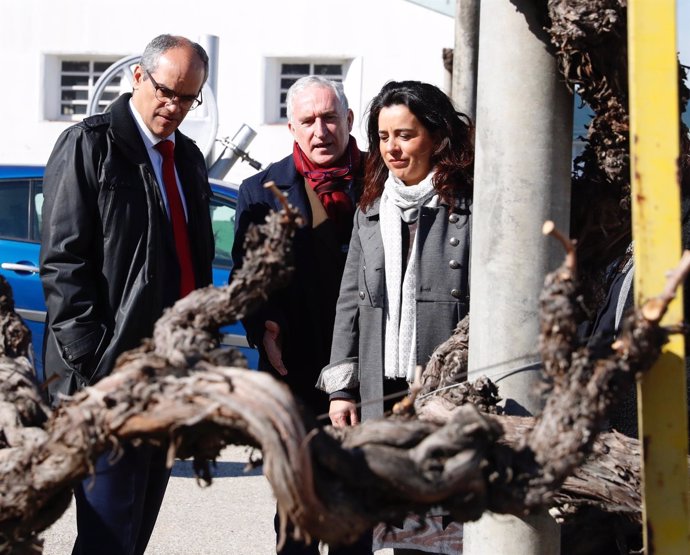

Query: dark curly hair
[359,80,474,211]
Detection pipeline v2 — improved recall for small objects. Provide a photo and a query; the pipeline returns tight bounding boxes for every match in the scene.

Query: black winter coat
[40,94,214,403]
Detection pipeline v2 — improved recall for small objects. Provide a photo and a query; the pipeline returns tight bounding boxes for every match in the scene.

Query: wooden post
[628,1,690,552]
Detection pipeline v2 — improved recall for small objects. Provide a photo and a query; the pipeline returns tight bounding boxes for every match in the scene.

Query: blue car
[0,165,257,380]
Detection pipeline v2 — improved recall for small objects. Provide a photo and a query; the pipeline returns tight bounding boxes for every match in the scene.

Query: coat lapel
[263,156,313,226]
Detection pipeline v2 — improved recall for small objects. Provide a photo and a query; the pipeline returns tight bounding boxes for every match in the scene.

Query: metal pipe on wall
[199,34,219,100]
[451,0,480,119]
[199,34,220,167]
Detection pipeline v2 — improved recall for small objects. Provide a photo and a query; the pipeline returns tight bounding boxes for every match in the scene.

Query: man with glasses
[40,34,214,555]
[231,75,368,554]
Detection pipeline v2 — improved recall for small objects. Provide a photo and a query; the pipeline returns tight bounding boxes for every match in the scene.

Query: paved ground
[42,446,391,555]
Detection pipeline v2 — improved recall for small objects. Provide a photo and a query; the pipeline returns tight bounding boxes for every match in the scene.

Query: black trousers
[71,442,171,555]
[275,511,373,554]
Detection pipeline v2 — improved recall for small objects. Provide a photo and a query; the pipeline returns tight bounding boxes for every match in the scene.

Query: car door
[0,172,258,378]
[0,174,45,379]
[210,185,259,368]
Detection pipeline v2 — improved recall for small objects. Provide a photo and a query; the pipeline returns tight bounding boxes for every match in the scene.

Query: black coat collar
[106,93,151,166]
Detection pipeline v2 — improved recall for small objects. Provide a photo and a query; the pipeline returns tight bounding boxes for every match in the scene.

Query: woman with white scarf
[317,80,473,554]
[318,80,473,422]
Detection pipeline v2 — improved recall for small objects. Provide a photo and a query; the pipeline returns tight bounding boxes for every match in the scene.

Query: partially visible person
[40,34,214,555]
[318,80,473,554]
[231,75,369,554]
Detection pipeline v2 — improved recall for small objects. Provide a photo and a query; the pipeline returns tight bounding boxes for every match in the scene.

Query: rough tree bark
[0,190,305,552]
[1,204,688,554]
[2,3,689,554]
[544,0,690,306]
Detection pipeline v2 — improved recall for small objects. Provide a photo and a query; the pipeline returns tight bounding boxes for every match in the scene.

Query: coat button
[449,237,459,246]
[448,213,459,223]
[449,259,460,269]
[450,288,461,298]
[359,291,366,300]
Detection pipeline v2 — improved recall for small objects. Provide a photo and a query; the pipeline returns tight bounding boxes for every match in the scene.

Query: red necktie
[154,140,195,298]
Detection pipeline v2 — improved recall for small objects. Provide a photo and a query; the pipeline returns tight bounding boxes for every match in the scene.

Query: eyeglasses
[304,167,351,180]
[298,148,351,180]
[145,70,203,111]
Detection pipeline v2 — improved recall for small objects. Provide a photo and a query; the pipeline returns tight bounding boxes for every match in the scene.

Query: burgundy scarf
[293,136,361,244]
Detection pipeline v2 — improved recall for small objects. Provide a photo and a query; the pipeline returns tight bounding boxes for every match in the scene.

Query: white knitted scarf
[380,171,439,381]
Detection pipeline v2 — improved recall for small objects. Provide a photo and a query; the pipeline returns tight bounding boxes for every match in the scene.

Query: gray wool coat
[317,194,471,420]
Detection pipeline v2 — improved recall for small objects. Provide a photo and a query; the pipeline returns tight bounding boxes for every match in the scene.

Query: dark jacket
[40,93,214,403]
[317,195,472,420]
[231,153,362,416]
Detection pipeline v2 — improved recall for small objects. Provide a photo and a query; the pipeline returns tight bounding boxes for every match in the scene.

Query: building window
[59,59,122,119]
[278,61,346,120]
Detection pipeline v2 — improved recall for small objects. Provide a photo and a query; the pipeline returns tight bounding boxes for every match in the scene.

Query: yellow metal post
[628,1,690,552]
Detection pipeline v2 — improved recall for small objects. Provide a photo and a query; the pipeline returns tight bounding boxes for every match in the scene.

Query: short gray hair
[140,34,209,85]
[286,76,349,122]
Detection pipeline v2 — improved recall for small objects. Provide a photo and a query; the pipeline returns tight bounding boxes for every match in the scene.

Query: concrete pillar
[452,0,480,119]
[464,512,561,554]
[464,0,573,552]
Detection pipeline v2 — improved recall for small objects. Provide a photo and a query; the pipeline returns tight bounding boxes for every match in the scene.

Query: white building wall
[0,0,454,183]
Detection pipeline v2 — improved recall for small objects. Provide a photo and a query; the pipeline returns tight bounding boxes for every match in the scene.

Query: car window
[0,180,31,240]
[0,178,43,242]
[210,196,235,268]
[32,183,43,242]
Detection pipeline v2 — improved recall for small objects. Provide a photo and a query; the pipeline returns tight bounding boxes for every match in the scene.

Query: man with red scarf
[231,75,367,554]
[232,76,363,415]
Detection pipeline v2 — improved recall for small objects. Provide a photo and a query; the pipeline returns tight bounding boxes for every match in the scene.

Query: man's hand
[329,398,359,427]
[263,320,288,376]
